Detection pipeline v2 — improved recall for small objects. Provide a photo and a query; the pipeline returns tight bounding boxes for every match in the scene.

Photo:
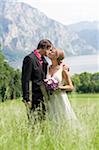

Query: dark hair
[37,39,53,50]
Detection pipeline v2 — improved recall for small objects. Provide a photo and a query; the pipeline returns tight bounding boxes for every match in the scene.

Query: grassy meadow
[0,93,99,150]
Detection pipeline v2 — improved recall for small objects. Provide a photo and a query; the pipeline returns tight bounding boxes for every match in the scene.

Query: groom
[22,39,53,119]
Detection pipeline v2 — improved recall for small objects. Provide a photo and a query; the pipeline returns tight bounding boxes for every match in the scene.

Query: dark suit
[22,52,48,114]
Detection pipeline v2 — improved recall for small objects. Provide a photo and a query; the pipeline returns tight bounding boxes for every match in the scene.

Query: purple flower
[44,78,59,91]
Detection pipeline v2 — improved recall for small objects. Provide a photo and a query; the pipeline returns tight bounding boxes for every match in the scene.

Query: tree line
[72,72,99,93]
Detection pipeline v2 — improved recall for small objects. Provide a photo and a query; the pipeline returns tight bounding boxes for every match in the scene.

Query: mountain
[0,1,97,68]
[68,21,99,50]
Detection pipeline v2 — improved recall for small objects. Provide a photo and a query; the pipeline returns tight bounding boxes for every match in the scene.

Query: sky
[16,0,98,25]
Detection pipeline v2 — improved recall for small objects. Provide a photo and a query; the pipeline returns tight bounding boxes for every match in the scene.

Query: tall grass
[0,94,99,150]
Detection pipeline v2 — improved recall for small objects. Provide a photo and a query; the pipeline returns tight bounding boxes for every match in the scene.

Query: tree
[0,44,22,102]
[72,72,99,93]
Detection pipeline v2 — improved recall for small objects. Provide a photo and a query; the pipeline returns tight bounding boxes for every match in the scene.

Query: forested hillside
[0,45,21,102]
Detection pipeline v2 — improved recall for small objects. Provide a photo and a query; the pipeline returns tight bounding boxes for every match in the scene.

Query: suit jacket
[22,52,48,102]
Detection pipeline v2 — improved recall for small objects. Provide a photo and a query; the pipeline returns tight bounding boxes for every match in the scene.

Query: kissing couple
[22,39,77,123]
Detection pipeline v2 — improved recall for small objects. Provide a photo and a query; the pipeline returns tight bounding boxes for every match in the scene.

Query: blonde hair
[55,48,65,65]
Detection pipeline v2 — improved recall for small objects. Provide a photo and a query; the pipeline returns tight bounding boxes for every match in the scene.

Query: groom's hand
[23,99,32,108]
[63,64,69,71]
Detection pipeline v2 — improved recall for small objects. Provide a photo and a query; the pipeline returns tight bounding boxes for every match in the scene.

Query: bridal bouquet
[44,78,59,92]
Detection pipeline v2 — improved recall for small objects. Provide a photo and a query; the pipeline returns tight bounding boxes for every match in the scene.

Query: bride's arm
[58,67,74,91]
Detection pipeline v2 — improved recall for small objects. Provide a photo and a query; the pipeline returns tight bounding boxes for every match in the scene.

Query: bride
[46,48,78,126]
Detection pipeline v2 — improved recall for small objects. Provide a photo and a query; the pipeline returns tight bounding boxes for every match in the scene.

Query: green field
[0,94,99,150]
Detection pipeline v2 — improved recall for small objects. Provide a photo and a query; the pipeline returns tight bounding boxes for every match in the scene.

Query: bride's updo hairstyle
[56,49,65,65]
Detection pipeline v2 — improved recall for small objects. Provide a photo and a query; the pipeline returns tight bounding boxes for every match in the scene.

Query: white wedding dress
[47,66,78,126]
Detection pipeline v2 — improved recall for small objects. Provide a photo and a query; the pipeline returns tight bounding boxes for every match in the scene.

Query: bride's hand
[58,84,65,90]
